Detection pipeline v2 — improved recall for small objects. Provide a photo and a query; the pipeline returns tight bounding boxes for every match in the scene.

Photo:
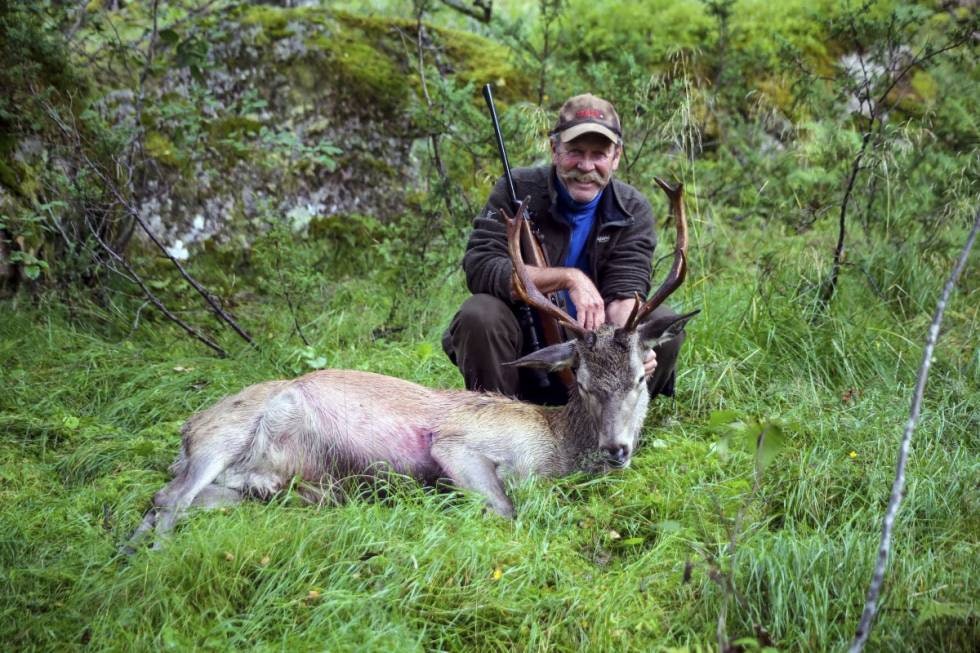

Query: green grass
[1,218,977,651]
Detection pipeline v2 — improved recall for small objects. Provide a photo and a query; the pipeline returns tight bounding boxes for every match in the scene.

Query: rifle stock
[514,203,575,389]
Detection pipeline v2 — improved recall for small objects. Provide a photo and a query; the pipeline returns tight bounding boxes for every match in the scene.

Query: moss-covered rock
[105,3,523,257]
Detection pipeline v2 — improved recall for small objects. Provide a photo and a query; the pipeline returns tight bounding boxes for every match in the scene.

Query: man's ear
[610,143,622,172]
[504,341,578,371]
[637,309,700,349]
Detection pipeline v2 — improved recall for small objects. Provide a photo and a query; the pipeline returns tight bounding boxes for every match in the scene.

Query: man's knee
[644,305,689,398]
[454,294,519,334]
[656,326,685,360]
[442,294,523,395]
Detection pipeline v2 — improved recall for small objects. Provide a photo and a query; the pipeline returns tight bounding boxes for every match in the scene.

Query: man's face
[551,133,622,203]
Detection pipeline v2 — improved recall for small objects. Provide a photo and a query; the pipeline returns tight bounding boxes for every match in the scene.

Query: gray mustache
[563,171,605,184]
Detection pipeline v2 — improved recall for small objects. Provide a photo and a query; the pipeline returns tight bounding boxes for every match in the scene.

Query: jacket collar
[547,167,633,226]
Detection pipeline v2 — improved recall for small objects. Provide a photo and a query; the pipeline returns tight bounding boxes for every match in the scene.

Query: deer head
[502,178,697,468]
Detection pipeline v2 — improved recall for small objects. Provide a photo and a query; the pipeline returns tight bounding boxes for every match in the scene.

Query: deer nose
[604,445,630,467]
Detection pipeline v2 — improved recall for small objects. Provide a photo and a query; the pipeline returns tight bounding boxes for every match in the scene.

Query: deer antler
[625,177,689,331]
[503,206,588,337]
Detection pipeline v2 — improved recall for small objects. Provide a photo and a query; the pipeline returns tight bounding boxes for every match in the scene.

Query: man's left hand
[642,349,657,377]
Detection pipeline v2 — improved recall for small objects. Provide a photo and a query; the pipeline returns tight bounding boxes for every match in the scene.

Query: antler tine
[625,177,689,331]
[503,206,587,337]
[625,291,642,328]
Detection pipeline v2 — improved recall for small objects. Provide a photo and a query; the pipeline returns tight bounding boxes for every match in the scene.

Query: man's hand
[641,349,657,377]
[566,269,604,331]
[512,266,605,330]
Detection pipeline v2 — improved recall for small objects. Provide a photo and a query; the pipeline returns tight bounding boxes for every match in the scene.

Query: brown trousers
[442,294,684,405]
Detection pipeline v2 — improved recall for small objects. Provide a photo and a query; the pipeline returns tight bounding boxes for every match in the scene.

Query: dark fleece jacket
[462,165,657,304]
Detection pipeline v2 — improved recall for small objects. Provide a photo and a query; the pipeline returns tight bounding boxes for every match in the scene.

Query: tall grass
[1,213,977,651]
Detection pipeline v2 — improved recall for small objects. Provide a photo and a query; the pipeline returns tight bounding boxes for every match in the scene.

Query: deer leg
[121,471,191,555]
[121,483,242,555]
[121,507,159,556]
[153,455,234,538]
[190,484,243,510]
[431,441,514,518]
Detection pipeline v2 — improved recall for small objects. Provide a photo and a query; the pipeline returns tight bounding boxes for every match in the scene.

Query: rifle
[482,84,574,391]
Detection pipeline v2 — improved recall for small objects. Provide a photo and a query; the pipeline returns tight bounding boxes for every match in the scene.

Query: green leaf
[915,600,974,626]
[159,28,180,45]
[737,419,764,453]
[708,409,742,427]
[656,520,681,534]
[755,423,787,473]
[709,437,730,459]
[305,356,328,369]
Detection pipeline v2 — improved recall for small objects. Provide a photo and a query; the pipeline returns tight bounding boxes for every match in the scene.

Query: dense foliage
[1,0,977,650]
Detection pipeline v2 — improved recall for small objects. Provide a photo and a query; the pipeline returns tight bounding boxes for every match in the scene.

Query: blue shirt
[555,180,602,319]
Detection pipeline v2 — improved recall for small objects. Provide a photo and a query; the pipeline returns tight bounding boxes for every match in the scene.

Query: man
[442,93,684,405]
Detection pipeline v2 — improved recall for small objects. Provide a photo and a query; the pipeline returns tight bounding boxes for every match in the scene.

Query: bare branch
[274,239,310,347]
[38,96,256,348]
[437,0,492,23]
[88,223,227,357]
[849,211,980,652]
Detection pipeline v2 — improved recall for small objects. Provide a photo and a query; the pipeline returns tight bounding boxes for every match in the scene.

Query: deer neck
[544,394,604,472]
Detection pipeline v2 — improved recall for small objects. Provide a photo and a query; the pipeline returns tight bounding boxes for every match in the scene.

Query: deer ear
[504,341,578,371]
[637,309,700,349]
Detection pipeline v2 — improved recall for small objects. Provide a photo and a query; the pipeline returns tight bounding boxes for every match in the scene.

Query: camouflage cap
[550,94,622,144]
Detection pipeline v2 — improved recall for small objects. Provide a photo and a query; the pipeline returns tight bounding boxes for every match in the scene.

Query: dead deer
[124,179,695,552]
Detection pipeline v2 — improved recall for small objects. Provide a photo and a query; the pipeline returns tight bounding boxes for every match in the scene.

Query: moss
[352,152,399,179]
[308,211,385,240]
[309,30,410,117]
[434,25,530,101]
[0,158,20,194]
[285,60,320,95]
[756,76,797,117]
[910,70,939,105]
[144,131,181,169]
[235,7,526,123]
[239,5,323,42]
[208,116,263,140]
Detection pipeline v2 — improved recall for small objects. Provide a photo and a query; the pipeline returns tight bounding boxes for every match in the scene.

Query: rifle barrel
[482,84,519,211]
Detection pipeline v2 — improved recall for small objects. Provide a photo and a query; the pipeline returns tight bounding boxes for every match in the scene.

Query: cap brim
[557,122,621,144]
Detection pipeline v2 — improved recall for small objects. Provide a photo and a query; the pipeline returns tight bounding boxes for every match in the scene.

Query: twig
[819,130,872,304]
[274,240,310,347]
[849,211,979,652]
[437,0,492,23]
[89,224,227,357]
[414,14,448,181]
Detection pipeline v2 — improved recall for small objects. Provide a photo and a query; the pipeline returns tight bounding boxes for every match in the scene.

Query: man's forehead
[562,133,618,150]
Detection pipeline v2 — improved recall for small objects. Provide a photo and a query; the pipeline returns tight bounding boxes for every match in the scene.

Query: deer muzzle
[603,444,631,468]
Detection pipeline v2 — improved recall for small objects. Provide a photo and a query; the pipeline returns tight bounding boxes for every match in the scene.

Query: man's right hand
[566,269,604,331]
[512,266,605,331]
